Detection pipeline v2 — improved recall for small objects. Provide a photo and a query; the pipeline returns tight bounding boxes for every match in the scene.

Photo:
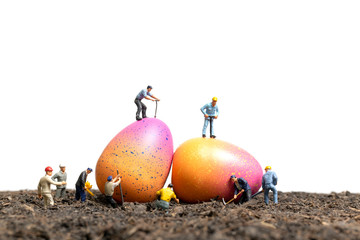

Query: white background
[1,1,359,193]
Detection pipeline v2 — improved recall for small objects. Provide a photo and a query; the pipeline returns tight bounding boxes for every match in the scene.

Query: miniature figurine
[37,166,66,208]
[75,168,92,202]
[51,164,67,199]
[200,97,219,138]
[262,166,278,204]
[156,183,179,211]
[230,175,252,204]
[134,85,160,121]
[104,175,121,208]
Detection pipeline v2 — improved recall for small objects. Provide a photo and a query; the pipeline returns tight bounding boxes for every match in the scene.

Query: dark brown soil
[1,190,360,240]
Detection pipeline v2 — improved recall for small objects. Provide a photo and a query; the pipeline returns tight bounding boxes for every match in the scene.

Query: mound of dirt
[1,190,360,240]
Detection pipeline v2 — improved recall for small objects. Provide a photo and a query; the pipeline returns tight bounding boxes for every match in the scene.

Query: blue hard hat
[87,168,93,172]
[230,175,236,179]
[107,176,113,181]
[147,85,153,89]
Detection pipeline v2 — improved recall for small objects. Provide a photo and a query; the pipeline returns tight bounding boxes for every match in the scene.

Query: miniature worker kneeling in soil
[230,175,252,204]
[156,183,179,210]
[38,166,66,209]
[262,166,278,205]
[104,175,121,208]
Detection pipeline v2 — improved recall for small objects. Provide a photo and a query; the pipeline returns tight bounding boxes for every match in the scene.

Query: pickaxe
[222,191,242,206]
[222,190,264,205]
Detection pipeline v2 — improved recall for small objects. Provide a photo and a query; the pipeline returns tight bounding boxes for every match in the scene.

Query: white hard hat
[59,163,66,168]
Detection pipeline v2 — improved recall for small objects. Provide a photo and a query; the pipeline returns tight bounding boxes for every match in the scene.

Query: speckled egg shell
[96,118,173,203]
[171,138,262,203]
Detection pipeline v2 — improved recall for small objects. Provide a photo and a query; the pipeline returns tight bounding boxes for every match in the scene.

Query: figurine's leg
[134,99,142,120]
[272,186,278,204]
[202,118,209,136]
[209,117,215,137]
[141,102,147,118]
[264,188,270,205]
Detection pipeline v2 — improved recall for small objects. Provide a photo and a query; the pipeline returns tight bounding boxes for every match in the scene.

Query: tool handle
[251,190,264,198]
[154,100,158,118]
[226,191,242,204]
[117,169,124,205]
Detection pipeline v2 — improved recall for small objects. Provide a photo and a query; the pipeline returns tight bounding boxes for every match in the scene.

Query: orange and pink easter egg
[95,118,173,203]
[171,138,262,203]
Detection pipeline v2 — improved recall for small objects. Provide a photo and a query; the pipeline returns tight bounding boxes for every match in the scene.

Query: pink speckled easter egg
[172,138,262,203]
[96,118,173,203]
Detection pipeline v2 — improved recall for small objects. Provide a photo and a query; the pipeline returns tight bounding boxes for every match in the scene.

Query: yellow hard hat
[265,166,272,170]
[212,97,217,102]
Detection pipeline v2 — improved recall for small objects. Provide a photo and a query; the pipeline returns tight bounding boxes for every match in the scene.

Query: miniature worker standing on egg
[134,85,160,121]
[262,166,278,205]
[51,163,67,199]
[38,166,66,208]
[200,97,219,138]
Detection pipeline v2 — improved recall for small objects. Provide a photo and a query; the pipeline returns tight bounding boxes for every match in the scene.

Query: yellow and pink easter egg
[171,138,262,203]
[95,118,173,203]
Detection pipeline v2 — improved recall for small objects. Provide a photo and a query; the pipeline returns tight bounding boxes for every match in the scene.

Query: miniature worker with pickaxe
[230,175,252,204]
[104,174,121,208]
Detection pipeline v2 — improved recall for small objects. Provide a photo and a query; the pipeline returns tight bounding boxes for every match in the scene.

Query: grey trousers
[156,200,169,210]
[55,188,66,198]
[134,99,147,118]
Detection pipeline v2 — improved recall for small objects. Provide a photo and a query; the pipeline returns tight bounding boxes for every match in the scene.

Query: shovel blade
[222,198,226,205]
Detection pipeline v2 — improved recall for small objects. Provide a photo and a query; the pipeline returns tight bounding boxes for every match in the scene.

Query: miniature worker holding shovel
[75,168,92,202]
[230,175,252,204]
[156,183,179,211]
[134,85,160,121]
[104,174,121,208]
[200,97,219,138]
[262,166,278,204]
[51,163,67,199]
[38,166,66,208]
